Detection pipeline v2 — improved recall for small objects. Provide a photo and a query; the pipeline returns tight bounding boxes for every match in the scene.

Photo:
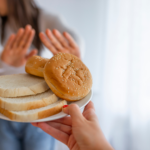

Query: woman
[0,0,84,150]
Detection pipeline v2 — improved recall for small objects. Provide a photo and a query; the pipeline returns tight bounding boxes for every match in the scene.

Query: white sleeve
[0,45,12,75]
[0,57,15,75]
[40,11,85,59]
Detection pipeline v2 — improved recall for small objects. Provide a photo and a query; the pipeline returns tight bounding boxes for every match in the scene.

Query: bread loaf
[0,74,49,97]
[0,90,58,111]
[0,100,67,122]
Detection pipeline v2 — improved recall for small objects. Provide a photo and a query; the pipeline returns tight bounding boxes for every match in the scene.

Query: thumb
[63,104,84,124]
[25,49,38,60]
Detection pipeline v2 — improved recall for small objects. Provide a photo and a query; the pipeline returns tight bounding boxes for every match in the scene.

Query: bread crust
[25,55,49,77]
[38,100,67,119]
[44,53,92,101]
[0,100,67,122]
[0,90,58,111]
[0,74,49,97]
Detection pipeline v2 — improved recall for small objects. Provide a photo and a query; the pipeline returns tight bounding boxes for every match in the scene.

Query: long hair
[0,0,42,53]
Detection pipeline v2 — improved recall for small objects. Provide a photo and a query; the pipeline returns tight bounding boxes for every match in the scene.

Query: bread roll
[25,55,48,77]
[0,74,49,97]
[0,100,67,122]
[0,90,58,111]
[44,53,92,101]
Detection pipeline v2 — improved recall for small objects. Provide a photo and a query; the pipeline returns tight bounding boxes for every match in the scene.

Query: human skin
[39,29,81,58]
[0,0,8,16]
[0,0,81,67]
[0,1,81,66]
[1,27,81,67]
[32,101,114,150]
[0,1,37,67]
[1,25,37,67]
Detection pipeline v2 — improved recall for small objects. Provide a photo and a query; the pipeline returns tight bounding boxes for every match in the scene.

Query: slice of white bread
[0,74,49,97]
[0,100,67,122]
[0,90,58,111]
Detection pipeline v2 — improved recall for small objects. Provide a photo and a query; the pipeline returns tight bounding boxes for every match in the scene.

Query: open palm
[39,29,81,58]
[1,25,37,67]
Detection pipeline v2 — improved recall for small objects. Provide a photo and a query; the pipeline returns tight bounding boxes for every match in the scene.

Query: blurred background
[36,0,150,150]
[35,0,150,150]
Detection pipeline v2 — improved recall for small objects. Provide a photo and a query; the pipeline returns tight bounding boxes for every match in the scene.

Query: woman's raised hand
[1,25,37,67]
[39,29,81,58]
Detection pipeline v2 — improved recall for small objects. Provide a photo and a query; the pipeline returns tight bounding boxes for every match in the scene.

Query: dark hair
[0,0,42,53]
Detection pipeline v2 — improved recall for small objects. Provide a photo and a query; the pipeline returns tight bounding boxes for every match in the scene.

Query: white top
[0,10,84,75]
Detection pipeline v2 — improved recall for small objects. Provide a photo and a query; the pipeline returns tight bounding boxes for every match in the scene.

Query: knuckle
[88,108,95,114]
[69,103,79,110]
[87,108,96,117]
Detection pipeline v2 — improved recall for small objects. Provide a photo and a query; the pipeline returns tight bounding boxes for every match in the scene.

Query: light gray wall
[34,1,106,149]
[35,0,104,92]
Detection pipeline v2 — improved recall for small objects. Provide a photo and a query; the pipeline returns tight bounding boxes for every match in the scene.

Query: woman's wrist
[1,52,13,66]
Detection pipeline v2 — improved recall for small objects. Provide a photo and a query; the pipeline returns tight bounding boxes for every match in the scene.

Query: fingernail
[63,105,68,108]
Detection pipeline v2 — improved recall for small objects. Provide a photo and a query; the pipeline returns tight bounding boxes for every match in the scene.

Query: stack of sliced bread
[0,53,93,122]
[0,74,67,122]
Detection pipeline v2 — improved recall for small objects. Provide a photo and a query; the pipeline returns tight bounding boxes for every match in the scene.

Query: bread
[0,100,67,122]
[0,74,49,98]
[44,53,92,101]
[0,90,58,111]
[25,55,49,77]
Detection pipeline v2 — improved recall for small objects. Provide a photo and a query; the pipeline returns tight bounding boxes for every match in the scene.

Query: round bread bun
[44,53,92,101]
[25,55,49,77]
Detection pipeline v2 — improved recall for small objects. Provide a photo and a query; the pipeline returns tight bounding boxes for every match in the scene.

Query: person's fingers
[25,49,38,60]
[63,104,85,125]
[4,34,16,50]
[12,28,24,48]
[31,123,38,127]
[52,116,72,126]
[67,134,76,150]
[32,116,72,128]
[47,122,72,135]
[82,101,98,122]
[83,108,98,122]
[45,29,64,51]
[83,101,95,112]
[18,25,32,48]
[39,32,58,55]
[63,32,78,48]
[23,29,35,50]
[53,29,69,48]
[32,122,69,145]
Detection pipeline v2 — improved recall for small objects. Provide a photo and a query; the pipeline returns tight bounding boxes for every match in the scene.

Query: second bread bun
[44,53,92,101]
[25,56,48,77]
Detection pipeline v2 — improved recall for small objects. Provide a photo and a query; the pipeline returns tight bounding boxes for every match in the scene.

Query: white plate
[0,90,93,123]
